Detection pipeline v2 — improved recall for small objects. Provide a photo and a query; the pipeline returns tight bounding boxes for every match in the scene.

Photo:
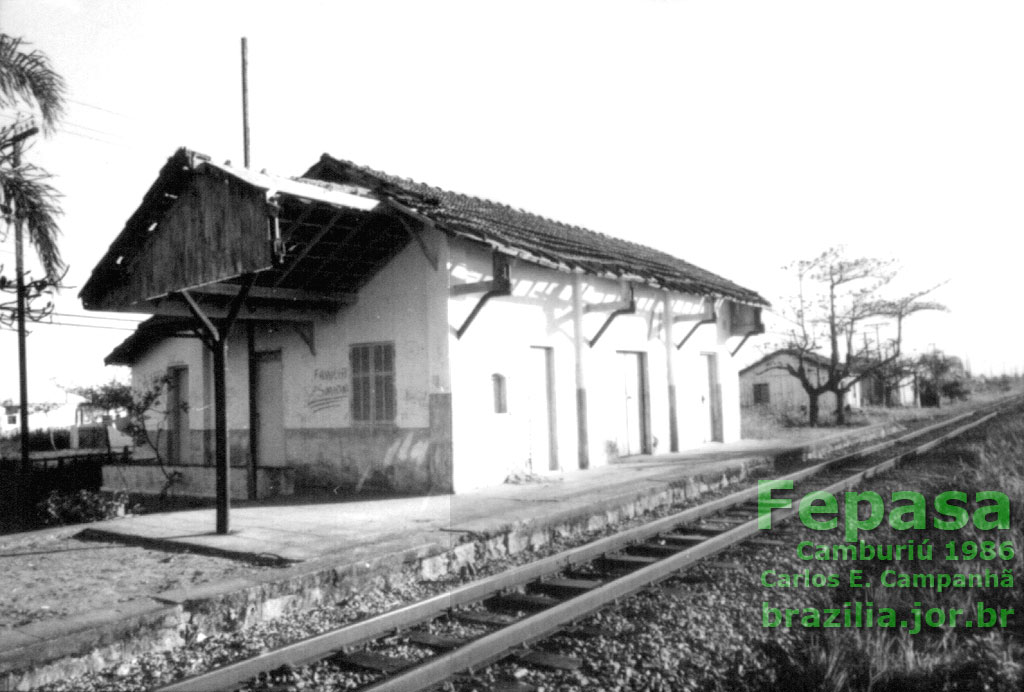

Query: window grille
[351,343,396,423]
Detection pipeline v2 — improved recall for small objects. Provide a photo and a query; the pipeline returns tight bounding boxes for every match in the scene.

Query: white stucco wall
[130,336,210,463]
[228,233,446,433]
[447,239,745,492]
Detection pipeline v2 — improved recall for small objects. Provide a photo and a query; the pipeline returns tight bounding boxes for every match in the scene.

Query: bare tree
[867,286,946,406]
[775,247,943,425]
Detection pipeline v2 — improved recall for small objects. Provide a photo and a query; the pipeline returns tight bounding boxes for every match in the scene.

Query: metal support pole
[572,273,589,470]
[213,338,230,534]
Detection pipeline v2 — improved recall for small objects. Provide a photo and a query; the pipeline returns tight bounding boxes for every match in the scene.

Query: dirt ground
[0,526,278,629]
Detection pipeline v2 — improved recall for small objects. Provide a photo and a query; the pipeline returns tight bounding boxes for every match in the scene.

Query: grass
[752,408,1024,691]
[742,388,1023,441]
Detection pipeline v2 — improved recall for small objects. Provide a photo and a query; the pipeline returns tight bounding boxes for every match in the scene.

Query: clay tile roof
[305,155,769,306]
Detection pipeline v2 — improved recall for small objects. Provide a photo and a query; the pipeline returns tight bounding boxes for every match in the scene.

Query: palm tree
[0,33,66,281]
[0,34,65,131]
[1,34,66,491]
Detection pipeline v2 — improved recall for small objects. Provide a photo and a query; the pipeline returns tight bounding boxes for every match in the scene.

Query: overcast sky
[2,0,1023,403]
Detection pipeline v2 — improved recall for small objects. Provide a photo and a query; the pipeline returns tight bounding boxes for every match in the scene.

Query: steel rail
[158,398,1018,692]
[363,409,1008,692]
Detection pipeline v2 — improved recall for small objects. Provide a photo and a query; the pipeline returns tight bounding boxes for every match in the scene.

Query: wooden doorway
[700,352,724,442]
[254,351,286,467]
[527,346,558,471]
[616,351,650,456]
[166,366,189,464]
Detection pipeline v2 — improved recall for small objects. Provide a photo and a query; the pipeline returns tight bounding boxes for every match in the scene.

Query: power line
[50,312,144,323]
[68,99,131,119]
[1,319,137,331]
[61,121,120,138]
[2,111,123,139]
[57,127,129,147]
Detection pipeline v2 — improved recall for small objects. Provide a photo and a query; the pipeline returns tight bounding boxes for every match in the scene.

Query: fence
[1,449,109,509]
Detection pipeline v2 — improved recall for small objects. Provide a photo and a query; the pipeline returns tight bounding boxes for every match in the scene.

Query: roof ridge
[312,153,768,305]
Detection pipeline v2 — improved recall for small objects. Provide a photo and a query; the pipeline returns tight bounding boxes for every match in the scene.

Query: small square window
[492,374,508,413]
[753,383,770,405]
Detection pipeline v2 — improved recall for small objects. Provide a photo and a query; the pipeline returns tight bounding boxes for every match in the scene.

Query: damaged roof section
[79,148,393,316]
[305,154,769,306]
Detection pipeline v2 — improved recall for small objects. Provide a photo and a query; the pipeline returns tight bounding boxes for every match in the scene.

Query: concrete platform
[2,423,896,690]
[84,448,762,563]
[83,423,892,564]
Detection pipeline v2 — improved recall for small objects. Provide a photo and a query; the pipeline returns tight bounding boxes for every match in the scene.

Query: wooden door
[527,346,558,471]
[701,353,723,442]
[617,351,650,456]
[255,351,286,467]
[166,366,189,464]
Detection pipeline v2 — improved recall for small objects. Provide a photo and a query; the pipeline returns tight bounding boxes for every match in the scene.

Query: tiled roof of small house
[305,155,769,306]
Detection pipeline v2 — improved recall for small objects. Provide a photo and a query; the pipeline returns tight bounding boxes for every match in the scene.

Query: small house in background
[1,402,20,435]
[0,396,83,434]
[83,148,768,500]
[739,349,863,416]
[0,395,132,450]
[858,369,918,408]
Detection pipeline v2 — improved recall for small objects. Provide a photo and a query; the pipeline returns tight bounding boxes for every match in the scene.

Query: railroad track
[160,397,1021,692]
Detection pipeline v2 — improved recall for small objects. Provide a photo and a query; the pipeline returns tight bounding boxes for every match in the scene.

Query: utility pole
[1,116,40,512]
[241,37,250,168]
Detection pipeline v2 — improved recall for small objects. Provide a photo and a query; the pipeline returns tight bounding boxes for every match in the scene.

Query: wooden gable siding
[94,170,272,310]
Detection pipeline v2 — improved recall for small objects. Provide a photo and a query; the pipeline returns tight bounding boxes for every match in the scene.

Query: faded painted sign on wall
[307,367,348,413]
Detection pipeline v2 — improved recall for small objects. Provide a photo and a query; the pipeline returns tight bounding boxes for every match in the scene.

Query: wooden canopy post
[663,291,679,452]
[179,276,256,535]
[572,272,589,470]
[212,338,229,533]
[247,323,258,501]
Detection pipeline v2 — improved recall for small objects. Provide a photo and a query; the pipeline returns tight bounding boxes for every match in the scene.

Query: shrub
[37,489,130,525]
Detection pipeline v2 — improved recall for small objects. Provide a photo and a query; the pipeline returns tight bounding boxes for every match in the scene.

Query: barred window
[351,343,396,423]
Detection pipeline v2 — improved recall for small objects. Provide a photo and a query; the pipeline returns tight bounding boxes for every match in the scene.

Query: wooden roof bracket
[180,289,220,347]
[453,252,511,339]
[586,283,636,348]
[385,197,439,270]
[675,298,718,350]
[293,323,316,356]
[178,273,257,348]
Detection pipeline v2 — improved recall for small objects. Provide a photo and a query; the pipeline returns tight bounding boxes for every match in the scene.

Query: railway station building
[83,148,768,500]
